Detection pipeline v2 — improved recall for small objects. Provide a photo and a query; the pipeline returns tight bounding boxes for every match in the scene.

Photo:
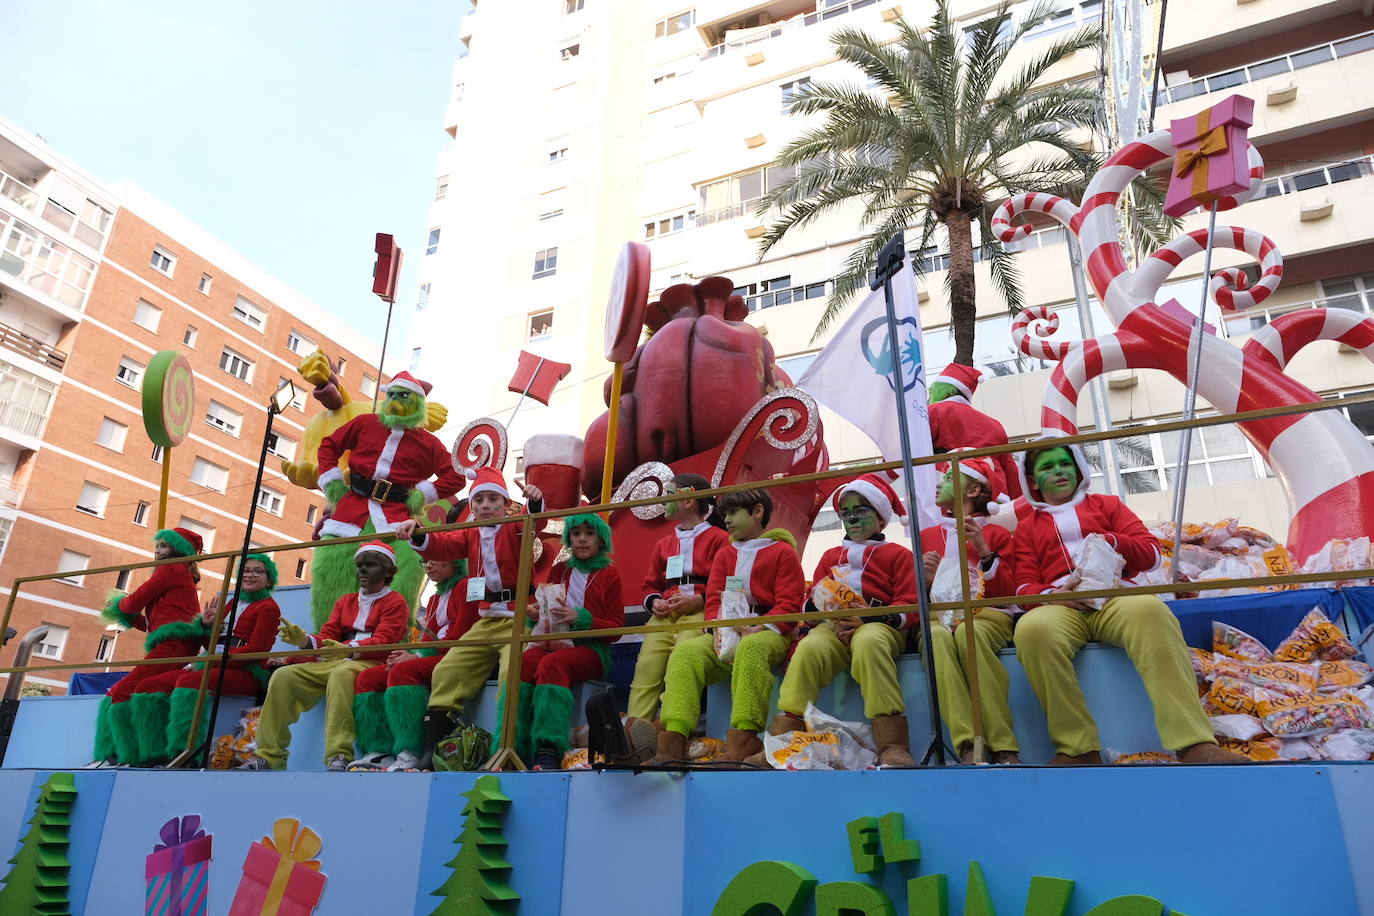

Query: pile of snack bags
[1190,609,1374,761]
[210,706,262,769]
[1144,518,1295,596]
[760,703,877,770]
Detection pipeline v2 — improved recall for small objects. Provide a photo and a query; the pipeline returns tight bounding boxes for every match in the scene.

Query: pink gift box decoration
[227,817,327,916]
[144,815,213,916]
[1164,94,1255,217]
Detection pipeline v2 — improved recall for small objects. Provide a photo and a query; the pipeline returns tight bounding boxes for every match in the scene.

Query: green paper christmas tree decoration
[430,775,519,915]
[0,772,77,916]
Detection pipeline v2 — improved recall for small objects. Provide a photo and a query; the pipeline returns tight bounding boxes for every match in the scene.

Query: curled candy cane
[991,192,1081,243]
[1012,306,1074,361]
[1244,310,1374,372]
[1132,225,1284,313]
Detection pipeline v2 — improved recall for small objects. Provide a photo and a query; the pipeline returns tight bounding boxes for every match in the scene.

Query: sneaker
[386,750,423,772]
[346,752,395,772]
[238,755,274,771]
[325,754,350,772]
[82,756,119,769]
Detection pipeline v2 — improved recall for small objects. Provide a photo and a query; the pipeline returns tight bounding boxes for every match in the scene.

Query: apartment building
[413,0,1374,566]
[0,118,387,691]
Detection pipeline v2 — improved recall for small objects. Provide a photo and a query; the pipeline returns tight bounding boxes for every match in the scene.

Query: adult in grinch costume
[311,371,468,628]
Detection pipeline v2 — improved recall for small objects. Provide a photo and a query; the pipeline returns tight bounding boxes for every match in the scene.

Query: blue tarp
[67,672,124,696]
[1165,587,1346,651]
[1343,586,1374,634]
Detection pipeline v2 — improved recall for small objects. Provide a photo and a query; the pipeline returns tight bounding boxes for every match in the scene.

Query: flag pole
[872,231,946,767]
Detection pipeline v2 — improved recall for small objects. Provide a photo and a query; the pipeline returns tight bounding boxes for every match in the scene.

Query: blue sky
[7,0,468,360]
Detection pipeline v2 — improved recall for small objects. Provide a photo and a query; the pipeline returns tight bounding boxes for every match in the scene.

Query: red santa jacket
[546,561,624,644]
[928,399,1022,499]
[919,520,1017,606]
[317,413,467,537]
[216,597,282,667]
[415,587,478,656]
[705,538,806,636]
[810,538,919,628]
[415,517,529,618]
[118,562,200,636]
[1011,494,1161,600]
[307,588,410,661]
[640,522,732,611]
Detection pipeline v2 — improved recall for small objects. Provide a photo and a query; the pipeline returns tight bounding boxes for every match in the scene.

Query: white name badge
[725,575,745,592]
[466,576,487,602]
[666,554,684,579]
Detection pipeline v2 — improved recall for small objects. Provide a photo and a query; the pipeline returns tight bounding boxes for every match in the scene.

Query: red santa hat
[354,540,396,564]
[833,473,908,528]
[157,527,204,557]
[937,449,1010,507]
[933,363,983,402]
[467,466,510,500]
[384,371,432,397]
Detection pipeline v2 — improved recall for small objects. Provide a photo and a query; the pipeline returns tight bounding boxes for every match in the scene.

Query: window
[34,624,68,660]
[198,273,213,294]
[548,148,568,163]
[780,77,812,114]
[232,296,267,330]
[182,325,198,348]
[286,329,316,355]
[532,247,558,278]
[150,246,176,276]
[643,209,697,239]
[177,517,214,551]
[256,486,285,516]
[264,433,295,463]
[1025,0,1103,41]
[426,228,441,256]
[219,347,254,382]
[55,550,90,586]
[75,200,113,247]
[417,283,431,310]
[150,444,164,462]
[655,10,694,37]
[697,165,796,224]
[96,633,116,662]
[410,347,423,370]
[539,209,563,221]
[528,309,554,341]
[115,357,144,387]
[133,501,149,525]
[336,357,347,376]
[205,400,243,436]
[560,43,581,60]
[564,0,584,12]
[435,176,449,200]
[76,481,110,516]
[97,417,127,452]
[190,457,229,492]
[133,299,162,332]
[295,558,307,579]
[360,374,378,398]
[306,504,319,525]
[1334,389,1374,443]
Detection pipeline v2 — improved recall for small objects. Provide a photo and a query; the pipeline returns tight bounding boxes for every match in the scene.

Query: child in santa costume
[1010,439,1247,765]
[627,473,731,727]
[347,556,474,772]
[928,364,1021,500]
[770,474,918,767]
[243,541,410,770]
[393,466,544,769]
[918,454,1019,764]
[92,527,205,766]
[513,513,622,769]
[653,488,806,766]
[310,371,468,628]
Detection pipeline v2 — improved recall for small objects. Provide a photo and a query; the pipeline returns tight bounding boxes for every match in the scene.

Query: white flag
[797,260,938,530]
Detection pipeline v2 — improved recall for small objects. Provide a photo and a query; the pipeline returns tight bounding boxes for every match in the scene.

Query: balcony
[1155,30,1374,108]
[0,321,66,371]
[0,208,94,314]
[0,168,39,212]
[699,0,880,61]
[0,474,23,508]
[0,362,56,446]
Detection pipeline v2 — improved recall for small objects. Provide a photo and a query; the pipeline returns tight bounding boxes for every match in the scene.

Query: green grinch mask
[837,492,881,542]
[1031,446,1080,504]
[378,387,426,429]
[928,381,960,404]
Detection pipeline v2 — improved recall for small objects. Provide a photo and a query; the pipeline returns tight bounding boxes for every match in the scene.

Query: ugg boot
[991,750,1022,765]
[651,728,689,765]
[871,715,915,767]
[742,712,803,768]
[414,707,455,771]
[1049,750,1103,765]
[1178,741,1251,764]
[721,728,763,766]
[621,717,660,765]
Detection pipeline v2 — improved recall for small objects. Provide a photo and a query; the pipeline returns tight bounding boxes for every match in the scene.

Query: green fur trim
[109,698,139,765]
[384,684,429,756]
[530,683,576,755]
[353,690,393,755]
[238,589,273,603]
[92,695,117,761]
[763,527,798,552]
[145,619,208,652]
[156,528,198,558]
[166,688,207,760]
[571,607,593,631]
[130,692,171,764]
[495,682,538,762]
[413,647,436,658]
[101,591,138,628]
[432,562,467,595]
[562,512,613,571]
[245,553,279,589]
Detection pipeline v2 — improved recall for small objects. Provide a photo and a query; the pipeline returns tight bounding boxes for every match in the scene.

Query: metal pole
[599,363,626,507]
[374,298,396,411]
[873,231,945,767]
[1066,236,1125,497]
[1168,202,1220,580]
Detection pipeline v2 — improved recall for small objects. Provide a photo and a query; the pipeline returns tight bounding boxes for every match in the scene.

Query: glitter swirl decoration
[452,417,508,474]
[712,388,820,487]
[142,350,196,448]
[611,461,675,520]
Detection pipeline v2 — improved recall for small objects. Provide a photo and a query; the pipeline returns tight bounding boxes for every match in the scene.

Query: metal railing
[0,400,50,439]
[699,0,879,61]
[0,209,95,310]
[3,392,1374,771]
[0,321,66,370]
[1255,155,1374,201]
[1155,29,1374,107]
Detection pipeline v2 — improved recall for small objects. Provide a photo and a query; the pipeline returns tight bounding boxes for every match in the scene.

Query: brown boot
[957,742,977,765]
[651,728,688,765]
[1178,741,1252,764]
[991,750,1022,765]
[1049,750,1103,765]
[742,712,804,768]
[721,728,763,766]
[871,715,916,768]
[621,717,659,765]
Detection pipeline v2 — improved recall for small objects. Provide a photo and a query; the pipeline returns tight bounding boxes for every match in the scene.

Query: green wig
[237,553,278,603]
[561,512,613,572]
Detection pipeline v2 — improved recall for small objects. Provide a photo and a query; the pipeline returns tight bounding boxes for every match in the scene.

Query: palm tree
[759,0,1166,364]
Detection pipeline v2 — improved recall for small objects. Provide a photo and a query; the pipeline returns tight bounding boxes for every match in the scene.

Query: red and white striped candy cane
[1244,309,1374,371]
[991,191,1081,243]
[1011,307,1074,361]
[1130,226,1284,312]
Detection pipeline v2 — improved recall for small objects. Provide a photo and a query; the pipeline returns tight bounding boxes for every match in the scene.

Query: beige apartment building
[0,118,387,691]
[412,0,1374,567]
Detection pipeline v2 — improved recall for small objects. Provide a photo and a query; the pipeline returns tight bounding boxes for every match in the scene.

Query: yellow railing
[4,391,1374,769]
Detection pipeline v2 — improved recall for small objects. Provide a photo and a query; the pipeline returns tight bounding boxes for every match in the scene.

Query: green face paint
[1031,447,1080,504]
[928,382,960,405]
[837,493,880,542]
[935,470,959,509]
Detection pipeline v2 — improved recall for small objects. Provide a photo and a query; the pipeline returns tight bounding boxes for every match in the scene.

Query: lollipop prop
[600,242,651,507]
[141,351,195,528]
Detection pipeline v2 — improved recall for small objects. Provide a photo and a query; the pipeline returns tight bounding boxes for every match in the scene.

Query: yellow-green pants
[428,616,515,713]
[661,630,788,736]
[256,658,374,768]
[627,610,705,719]
[1013,595,1213,755]
[929,610,1017,753]
[778,622,905,719]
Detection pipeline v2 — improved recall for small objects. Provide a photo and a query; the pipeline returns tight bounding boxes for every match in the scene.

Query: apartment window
[150,444,164,462]
[410,347,423,370]
[76,481,110,517]
[266,431,297,461]
[1334,389,1374,443]
[528,309,554,341]
[198,273,213,294]
[548,148,568,162]
[697,164,796,224]
[643,209,697,239]
[435,175,449,200]
[190,457,230,492]
[182,325,198,348]
[286,329,316,355]
[780,77,812,114]
[97,417,128,452]
[150,246,176,276]
[1025,0,1103,41]
[133,299,162,332]
[115,357,144,387]
[532,247,558,278]
[655,10,695,37]
[256,486,285,516]
[295,558,307,579]
[417,283,431,310]
[205,400,243,436]
[539,209,563,221]
[219,347,254,382]
[426,228,441,255]
[336,357,347,376]
[177,516,214,551]
[34,624,68,660]
[75,200,113,247]
[652,68,687,85]
[133,501,149,525]
[360,374,378,398]
[96,633,116,662]
[55,550,90,586]
[564,0,584,12]
[560,43,581,60]
[962,14,1014,47]
[232,296,267,331]
[276,376,306,410]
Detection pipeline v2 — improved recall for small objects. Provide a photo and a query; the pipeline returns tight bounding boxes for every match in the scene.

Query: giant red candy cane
[993,98,1374,564]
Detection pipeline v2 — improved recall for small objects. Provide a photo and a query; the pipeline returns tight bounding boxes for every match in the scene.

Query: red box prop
[145,815,213,916]
[1165,94,1255,216]
[227,818,327,916]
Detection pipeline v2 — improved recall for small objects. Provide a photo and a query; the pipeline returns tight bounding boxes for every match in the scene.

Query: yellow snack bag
[1317,659,1374,691]
[1216,736,1281,761]
[1274,609,1359,662]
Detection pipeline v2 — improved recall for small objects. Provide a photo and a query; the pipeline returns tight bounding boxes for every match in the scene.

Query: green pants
[660,630,788,736]
[428,616,515,713]
[626,610,705,720]
[256,658,374,768]
[1013,595,1213,755]
[929,610,1017,752]
[778,622,905,719]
